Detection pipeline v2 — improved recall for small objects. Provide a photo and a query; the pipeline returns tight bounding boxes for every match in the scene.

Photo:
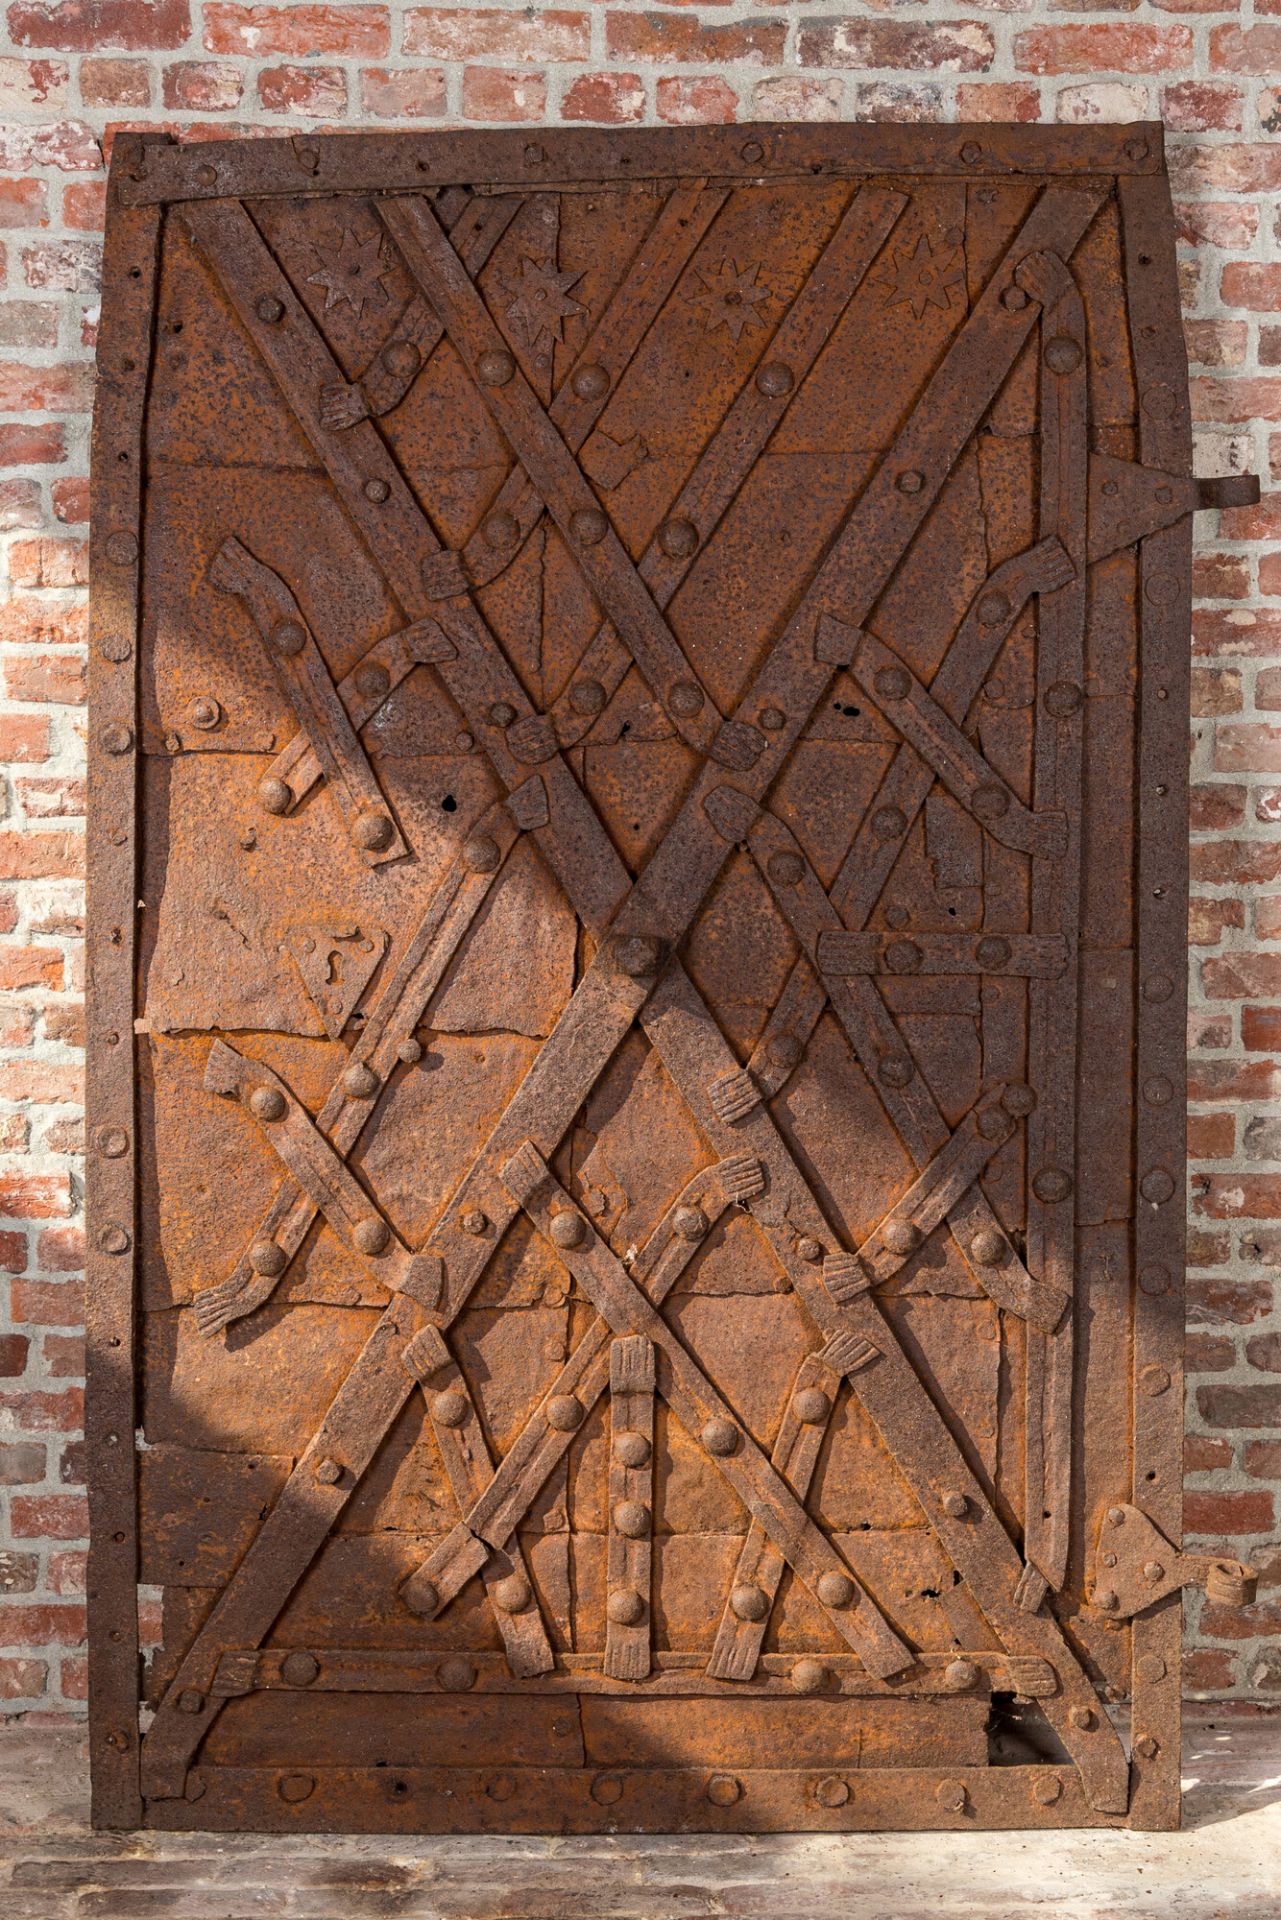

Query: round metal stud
[460,1208,488,1236]
[547,1394,584,1432]
[1094,1586,1119,1612]
[941,1491,969,1519]
[969,1227,1008,1268]
[878,1054,914,1088]
[354,664,391,706]
[872,806,907,840]
[177,1688,204,1715]
[1044,335,1083,375]
[791,1658,827,1695]
[314,1458,342,1486]
[794,1387,831,1425]
[882,1218,922,1257]
[960,140,983,165]
[431,1389,469,1429]
[484,511,521,551]
[405,1578,437,1616]
[96,1127,129,1160]
[485,1772,516,1802]
[616,934,662,978]
[1135,1653,1166,1684]
[1032,1773,1063,1806]
[363,477,390,504]
[976,936,1011,971]
[280,1651,319,1688]
[591,1772,624,1804]
[463,832,501,873]
[816,1570,855,1608]
[188,696,221,731]
[614,1429,651,1469]
[1138,1364,1171,1397]
[101,722,133,755]
[352,810,394,852]
[1044,680,1083,717]
[382,338,421,380]
[815,1774,850,1808]
[1032,1167,1072,1203]
[674,1205,709,1241]
[977,1107,1011,1142]
[1125,137,1150,163]
[874,666,910,701]
[255,294,284,325]
[972,784,1010,820]
[494,1572,531,1613]
[98,1223,130,1255]
[668,681,704,717]
[550,1210,586,1250]
[1143,1560,1166,1585]
[571,507,608,547]
[571,362,610,402]
[259,776,292,815]
[100,632,133,663]
[250,1241,287,1277]
[1133,1734,1160,1761]
[796,1236,823,1263]
[756,360,794,398]
[478,348,515,387]
[614,1499,650,1539]
[702,1417,739,1456]
[278,1771,315,1803]
[1138,1264,1170,1298]
[885,939,921,974]
[395,1038,423,1070]
[343,1061,380,1098]
[1002,1083,1036,1117]
[659,517,699,559]
[1143,1075,1173,1106]
[438,1656,476,1692]
[767,850,804,886]
[1140,1167,1175,1205]
[489,701,516,728]
[937,1778,967,1812]
[944,1659,979,1693]
[759,705,786,732]
[1001,286,1029,312]
[569,678,606,716]
[706,1773,742,1807]
[1069,1705,1095,1730]
[976,590,1010,628]
[250,1086,287,1123]
[895,470,924,495]
[353,1218,390,1256]
[607,1587,644,1625]
[741,139,765,164]
[768,1033,801,1072]
[730,1582,769,1622]
[272,618,306,657]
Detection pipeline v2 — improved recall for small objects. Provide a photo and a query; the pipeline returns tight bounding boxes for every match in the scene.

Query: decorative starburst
[502,255,586,349]
[690,258,772,343]
[876,233,965,322]
[306,228,391,319]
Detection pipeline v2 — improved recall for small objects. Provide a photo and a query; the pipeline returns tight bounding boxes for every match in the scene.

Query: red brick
[51,476,87,524]
[1190,782,1246,832]
[0,1228,24,1272]
[42,1005,83,1048]
[4,655,86,706]
[8,535,87,589]
[0,1657,46,1698]
[1257,896,1281,941]
[0,178,46,228]
[257,63,346,115]
[358,66,446,118]
[1221,264,1281,314]
[561,71,644,125]
[1247,1331,1281,1372]
[0,358,93,415]
[45,1547,84,1593]
[1194,1173,1281,1218]
[1189,898,1246,947]
[607,13,785,67]
[1188,1278,1275,1326]
[204,2,388,55]
[10,0,189,49]
[59,1653,87,1699]
[1186,320,1247,370]
[1259,788,1281,826]
[0,1333,30,1376]
[1185,1434,1234,1472]
[1186,1331,1237,1373]
[1,1113,32,1152]
[0,1441,44,1483]
[657,75,737,124]
[43,1332,83,1377]
[1188,1225,1232,1266]
[9,1491,87,1538]
[1193,378,1281,427]
[461,66,546,121]
[1195,552,1250,601]
[1225,494,1281,543]
[163,59,243,111]
[0,1603,85,1644]
[1162,80,1244,132]
[1244,1440,1281,1478]
[79,55,150,106]
[752,77,843,123]
[1214,725,1281,773]
[1203,952,1281,1001]
[0,53,67,106]
[1,118,99,169]
[1199,1597,1281,1639]
[1211,24,1281,72]
[1186,1488,1275,1535]
[0,1386,81,1432]
[11,1279,81,1326]
[16,775,85,820]
[850,82,943,123]
[1183,1647,1237,1691]
[1244,1008,1281,1051]
[1188,1111,1236,1159]
[1171,143,1281,195]
[1014,22,1190,73]
[406,6,587,61]
[61,181,105,230]
[1192,840,1281,886]
[0,301,57,350]
[1175,201,1258,250]
[0,592,87,647]
[0,1170,72,1216]
[0,714,50,765]
[1261,554,1281,597]
[35,1224,83,1271]
[955,82,1040,122]
[0,422,64,465]
[0,1059,80,1101]
[1191,665,1242,716]
[22,238,99,292]
[798,19,992,71]
[0,948,63,992]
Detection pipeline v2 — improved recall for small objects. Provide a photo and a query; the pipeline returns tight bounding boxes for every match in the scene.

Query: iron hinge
[1091,1502,1257,1620]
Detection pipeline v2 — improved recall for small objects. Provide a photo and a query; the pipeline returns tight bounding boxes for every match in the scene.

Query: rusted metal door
[88,123,1254,1836]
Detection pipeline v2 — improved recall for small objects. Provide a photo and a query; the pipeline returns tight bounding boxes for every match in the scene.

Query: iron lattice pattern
[90,129,1199,1833]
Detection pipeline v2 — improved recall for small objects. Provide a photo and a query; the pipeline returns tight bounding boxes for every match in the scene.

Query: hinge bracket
[1090,1502,1257,1619]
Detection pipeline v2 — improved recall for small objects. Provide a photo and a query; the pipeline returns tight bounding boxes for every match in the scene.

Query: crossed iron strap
[142,174,1197,1813]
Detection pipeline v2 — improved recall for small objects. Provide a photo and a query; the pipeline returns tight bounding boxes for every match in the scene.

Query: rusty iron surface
[86,122,1226,1835]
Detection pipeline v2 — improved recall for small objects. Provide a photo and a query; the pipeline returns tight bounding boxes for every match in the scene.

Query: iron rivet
[460,1208,488,1236]
[1044,681,1083,716]
[1125,137,1150,163]
[976,936,1011,971]
[1139,1264,1170,1297]
[104,531,137,566]
[176,1689,204,1715]
[255,295,284,324]
[674,1205,708,1241]
[944,1659,979,1692]
[524,142,546,165]
[741,139,765,164]
[1095,1587,1119,1612]
[616,934,662,978]
[895,470,924,495]
[977,590,1010,627]
[756,360,794,397]
[354,661,390,701]
[438,1656,476,1692]
[100,633,132,663]
[1140,1168,1175,1205]
[1069,1705,1095,1730]
[478,348,515,387]
[759,705,785,731]
[249,1086,286,1122]
[363,477,390,504]
[706,1773,742,1807]
[614,1429,650,1468]
[550,1210,586,1249]
[669,680,704,718]
[352,810,394,852]
[259,776,292,815]
[489,701,516,727]
[882,1218,922,1257]
[791,1658,826,1694]
[1001,285,1029,312]
[494,1572,531,1613]
[95,1126,129,1159]
[815,1773,850,1808]
[187,696,220,730]
[591,1772,624,1803]
[1044,335,1083,375]
[353,1218,390,1256]
[1139,1365,1171,1397]
[1106,1507,1126,1528]
[960,141,983,165]
[397,1037,423,1065]
[484,510,521,551]
[314,1455,343,1486]
[794,1387,831,1425]
[1102,1550,1117,1568]
[569,678,606,715]
[702,1417,739,1456]
[98,1223,130,1255]
[875,665,911,700]
[607,1587,644,1625]
[973,784,1010,820]
[431,1389,468,1428]
[1143,1560,1165,1584]
[615,1499,650,1539]
[1002,1083,1036,1116]
[1032,1773,1063,1805]
[768,1032,801,1072]
[1136,1654,1166,1683]
[969,1228,1008,1268]
[249,1242,287,1277]
[100,723,133,755]
[343,1061,380,1098]
[817,1570,855,1608]
[1143,973,1174,1003]
[278,1771,314,1803]
[659,517,699,559]
[571,506,608,547]
[571,362,610,401]
[164,730,182,755]
[796,1236,823,1263]
[886,939,921,974]
[280,1651,319,1688]
[767,849,804,886]
[1032,1167,1072,1203]
[878,1054,913,1088]
[195,162,217,188]
[381,338,420,380]
[938,1778,967,1811]
[1133,1734,1160,1760]
[547,1394,584,1431]
[872,806,906,839]
[272,618,306,657]
[463,832,501,873]
[485,1771,516,1801]
[942,1491,969,1519]
[730,1582,769,1622]
[1143,1075,1173,1106]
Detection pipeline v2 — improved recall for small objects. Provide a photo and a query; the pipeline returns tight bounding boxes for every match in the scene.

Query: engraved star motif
[690,258,772,343]
[306,228,391,319]
[876,233,965,322]
[502,255,586,349]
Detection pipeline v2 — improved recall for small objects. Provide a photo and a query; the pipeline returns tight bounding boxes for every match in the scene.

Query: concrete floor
[0,1715,1276,1919]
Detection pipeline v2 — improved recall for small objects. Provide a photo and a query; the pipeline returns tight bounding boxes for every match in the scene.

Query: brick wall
[0,0,1277,1721]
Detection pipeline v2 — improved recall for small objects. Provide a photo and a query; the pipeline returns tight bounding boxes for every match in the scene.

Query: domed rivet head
[767,849,804,886]
[460,1208,488,1236]
[1139,1264,1170,1296]
[188,696,221,731]
[875,665,911,701]
[886,939,922,974]
[259,776,292,815]
[547,1393,584,1432]
[278,1771,315,1803]
[1133,1734,1160,1761]
[976,935,1011,971]
[1032,1772,1063,1806]
[398,1036,421,1066]
[1140,1168,1175,1205]
[730,1582,769,1622]
[1044,680,1083,717]
[1139,1364,1171,1397]
[614,1429,650,1468]
[280,1651,319,1688]
[100,632,133,663]
[250,1241,286,1277]
[101,722,133,755]
[343,1061,379,1098]
[353,1218,390,1256]
[882,1218,922,1257]
[1136,1653,1167,1684]
[1001,285,1029,312]
[976,590,1011,628]
[569,678,606,716]
[382,338,421,380]
[659,517,699,559]
[872,806,906,840]
[272,618,306,657]
[1044,335,1083,375]
[314,1457,342,1485]
[977,1107,1011,1142]
[668,680,704,717]
[706,1773,742,1807]
[938,1778,967,1811]
[756,360,794,398]
[791,1658,827,1695]
[177,1689,205,1715]
[816,1570,855,1609]
[478,348,515,386]
[550,1210,586,1250]
[944,1659,980,1694]
[463,832,501,873]
[485,1771,516,1802]
[1125,137,1150,163]
[1143,1560,1166,1584]
[969,1228,1007,1268]
[249,1086,286,1123]
[105,530,138,566]
[570,506,608,547]
[256,294,284,324]
[1143,972,1174,1003]
[794,1387,830,1425]
[960,141,983,165]
[973,784,1010,821]
[768,1033,802,1071]
[431,1389,469,1428]
[438,1656,476,1692]
[524,141,546,165]
[194,162,218,189]
[489,701,516,728]
[759,705,785,732]
[404,1578,438,1616]
[741,139,765,164]
[363,477,390,504]
[98,1223,130,1255]
[815,1774,850,1808]
[1094,1587,1119,1612]
[878,1053,914,1088]
[1143,1075,1173,1106]
[616,934,662,979]
[941,1490,969,1519]
[1032,1166,1072,1203]
[674,1205,708,1242]
[591,1772,624,1804]
[1002,1083,1036,1117]
[607,1587,645,1625]
[614,1499,650,1539]
[702,1417,738,1456]
[1106,1506,1126,1528]
[796,1236,824,1263]
[895,470,924,495]
[484,510,521,551]
[1069,1705,1095,1730]
[571,362,610,402]
[352,809,394,852]
[494,1572,531,1613]
[355,661,390,702]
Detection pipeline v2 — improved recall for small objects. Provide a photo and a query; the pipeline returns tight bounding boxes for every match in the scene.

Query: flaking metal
[89,122,1237,1837]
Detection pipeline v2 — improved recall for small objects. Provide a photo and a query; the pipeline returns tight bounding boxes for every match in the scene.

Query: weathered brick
[752,76,843,123]
[1014,23,1192,74]
[204,3,389,56]
[0,1170,72,1216]
[1056,81,1149,125]
[1188,1111,1236,1159]
[1185,1433,1234,1472]
[257,63,347,116]
[607,14,785,68]
[0,179,48,229]
[1162,80,1244,133]
[1244,1440,1281,1479]
[1247,1331,1281,1372]
[461,66,546,122]
[955,82,1040,122]
[1191,665,1242,716]
[406,6,587,62]
[79,56,151,106]
[850,81,943,123]
[1210,24,1281,72]
[0,1603,85,1643]
[1188,1278,1275,1327]
[0,1656,46,1698]
[0,1441,44,1484]
[358,66,446,119]
[1197,1384,1281,1428]
[1184,1647,1238,1692]
[9,1491,87,1538]
[162,60,244,111]
[797,19,993,72]
[0,422,65,465]
[1176,202,1258,251]
[656,76,738,125]
[1186,1331,1237,1373]
[1198,1598,1281,1639]
[1202,951,1281,999]
[10,0,190,51]
[0,54,67,108]
[0,1333,30,1376]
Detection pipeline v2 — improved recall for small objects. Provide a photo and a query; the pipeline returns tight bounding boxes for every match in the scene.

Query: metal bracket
[1091,1503,1257,1619]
